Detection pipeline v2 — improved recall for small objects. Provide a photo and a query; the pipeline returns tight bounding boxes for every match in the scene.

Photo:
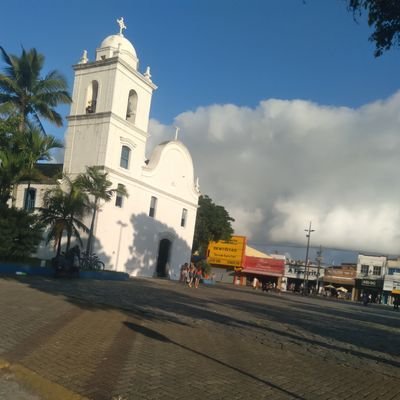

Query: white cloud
[147,91,400,254]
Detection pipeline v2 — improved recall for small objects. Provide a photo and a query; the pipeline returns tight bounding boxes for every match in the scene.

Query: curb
[0,358,88,400]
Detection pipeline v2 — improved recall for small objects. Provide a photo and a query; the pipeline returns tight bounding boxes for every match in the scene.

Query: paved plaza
[0,276,399,400]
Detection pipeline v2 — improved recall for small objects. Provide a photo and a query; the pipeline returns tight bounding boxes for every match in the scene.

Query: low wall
[79,270,129,281]
[0,263,129,281]
[0,263,53,277]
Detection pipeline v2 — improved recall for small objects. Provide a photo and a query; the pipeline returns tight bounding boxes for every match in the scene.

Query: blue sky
[2,1,400,261]
[2,0,398,126]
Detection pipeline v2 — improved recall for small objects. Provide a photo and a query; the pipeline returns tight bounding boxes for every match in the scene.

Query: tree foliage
[0,206,44,260]
[192,194,235,256]
[38,176,89,256]
[0,119,62,207]
[0,46,69,207]
[0,46,71,132]
[348,0,400,56]
[75,166,128,254]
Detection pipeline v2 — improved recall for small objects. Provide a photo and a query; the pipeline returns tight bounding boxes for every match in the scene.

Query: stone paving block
[0,277,399,399]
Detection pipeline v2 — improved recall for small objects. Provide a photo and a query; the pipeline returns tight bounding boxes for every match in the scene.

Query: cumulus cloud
[147,91,400,254]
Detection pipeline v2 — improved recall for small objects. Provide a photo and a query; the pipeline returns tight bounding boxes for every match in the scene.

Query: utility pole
[302,221,315,295]
[316,245,323,295]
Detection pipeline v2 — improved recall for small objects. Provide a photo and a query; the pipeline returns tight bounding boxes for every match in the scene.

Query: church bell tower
[63,18,157,178]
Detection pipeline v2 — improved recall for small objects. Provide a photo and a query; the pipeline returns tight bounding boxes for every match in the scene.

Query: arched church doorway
[156,239,171,277]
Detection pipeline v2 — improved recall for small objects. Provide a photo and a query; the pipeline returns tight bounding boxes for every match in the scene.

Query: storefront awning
[241,269,282,277]
[241,256,284,277]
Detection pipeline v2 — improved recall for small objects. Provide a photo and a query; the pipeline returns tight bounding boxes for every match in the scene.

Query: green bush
[0,207,44,261]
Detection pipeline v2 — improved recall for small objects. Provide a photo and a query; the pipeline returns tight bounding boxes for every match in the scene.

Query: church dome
[100,34,137,58]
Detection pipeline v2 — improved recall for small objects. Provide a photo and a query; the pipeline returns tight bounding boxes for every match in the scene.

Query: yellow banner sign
[207,236,246,267]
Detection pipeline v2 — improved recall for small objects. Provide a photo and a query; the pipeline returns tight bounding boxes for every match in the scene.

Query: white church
[16,19,200,279]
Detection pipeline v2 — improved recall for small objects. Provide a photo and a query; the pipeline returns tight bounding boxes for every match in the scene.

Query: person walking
[188,263,195,288]
[394,295,399,311]
[362,292,369,306]
[194,265,202,288]
[252,277,258,290]
[180,262,188,283]
[184,264,190,285]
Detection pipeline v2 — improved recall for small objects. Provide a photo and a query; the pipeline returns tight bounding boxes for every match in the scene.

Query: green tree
[347,0,400,56]
[0,116,21,205]
[0,47,71,132]
[15,125,63,209]
[0,148,26,206]
[75,166,128,255]
[0,114,19,148]
[192,194,234,256]
[0,207,44,260]
[38,177,89,256]
[0,120,62,207]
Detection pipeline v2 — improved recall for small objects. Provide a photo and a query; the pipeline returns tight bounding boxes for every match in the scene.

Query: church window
[181,208,187,227]
[24,188,36,211]
[149,196,157,218]
[85,80,99,114]
[120,145,131,169]
[115,184,125,208]
[126,90,138,123]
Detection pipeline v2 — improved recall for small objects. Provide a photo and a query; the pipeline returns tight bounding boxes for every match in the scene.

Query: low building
[284,261,324,293]
[206,237,285,286]
[355,254,387,303]
[207,236,246,283]
[383,258,400,305]
[323,264,356,300]
[237,247,285,288]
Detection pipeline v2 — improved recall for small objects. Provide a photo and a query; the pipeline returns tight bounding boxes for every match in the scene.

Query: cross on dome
[117,17,127,36]
[174,126,180,141]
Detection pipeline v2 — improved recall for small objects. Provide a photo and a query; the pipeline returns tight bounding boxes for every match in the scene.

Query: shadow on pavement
[123,321,307,400]
[6,276,400,373]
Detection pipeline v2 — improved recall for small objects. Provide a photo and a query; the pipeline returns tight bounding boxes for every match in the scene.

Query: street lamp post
[302,221,315,295]
[316,245,322,294]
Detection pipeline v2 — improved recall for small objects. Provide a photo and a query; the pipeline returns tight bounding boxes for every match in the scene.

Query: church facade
[18,21,200,279]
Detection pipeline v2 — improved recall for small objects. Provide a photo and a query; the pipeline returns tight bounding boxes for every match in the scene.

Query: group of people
[180,262,202,288]
[252,277,279,292]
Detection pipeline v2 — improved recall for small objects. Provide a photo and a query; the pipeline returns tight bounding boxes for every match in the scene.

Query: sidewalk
[0,276,399,400]
[0,368,40,400]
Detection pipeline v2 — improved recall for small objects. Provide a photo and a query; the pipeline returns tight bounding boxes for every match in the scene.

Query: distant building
[323,264,356,299]
[206,236,285,285]
[384,258,400,305]
[355,254,387,302]
[284,262,324,293]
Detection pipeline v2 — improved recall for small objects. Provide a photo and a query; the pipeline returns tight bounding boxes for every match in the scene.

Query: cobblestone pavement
[0,276,399,400]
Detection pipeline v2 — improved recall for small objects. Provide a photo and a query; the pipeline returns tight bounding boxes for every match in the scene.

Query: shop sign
[285,266,321,280]
[207,236,246,268]
[324,267,356,279]
[361,278,381,288]
[242,256,284,277]
[392,280,400,294]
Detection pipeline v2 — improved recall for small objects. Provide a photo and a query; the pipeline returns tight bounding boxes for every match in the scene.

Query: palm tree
[0,46,71,133]
[0,149,25,206]
[15,124,63,209]
[38,177,89,256]
[76,166,128,255]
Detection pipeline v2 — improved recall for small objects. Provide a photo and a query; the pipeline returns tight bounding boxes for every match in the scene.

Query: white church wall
[64,115,112,175]
[104,121,147,179]
[90,168,197,278]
